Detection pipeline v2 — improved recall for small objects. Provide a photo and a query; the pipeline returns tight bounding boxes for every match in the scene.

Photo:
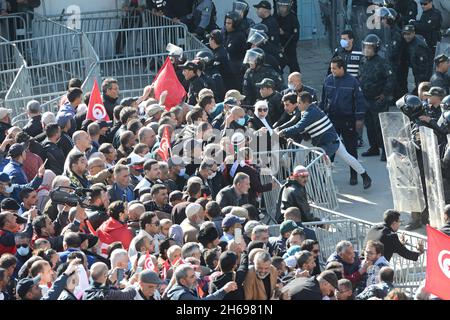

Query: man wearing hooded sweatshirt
[97,201,134,250]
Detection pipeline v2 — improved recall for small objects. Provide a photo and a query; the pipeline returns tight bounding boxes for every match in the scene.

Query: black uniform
[212,45,237,91]
[392,0,418,27]
[42,139,65,176]
[164,0,195,19]
[262,90,284,124]
[273,0,298,16]
[359,54,394,152]
[259,41,284,73]
[330,45,363,78]
[404,35,433,93]
[186,75,207,105]
[239,17,256,36]
[182,0,217,40]
[242,64,284,105]
[277,11,300,73]
[430,71,450,95]
[223,29,247,79]
[261,14,281,47]
[412,6,442,54]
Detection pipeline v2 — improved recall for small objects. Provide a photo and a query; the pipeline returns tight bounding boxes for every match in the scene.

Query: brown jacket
[180,218,199,243]
[243,265,278,300]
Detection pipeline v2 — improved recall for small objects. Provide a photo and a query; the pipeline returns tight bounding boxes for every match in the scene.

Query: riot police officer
[430,54,450,95]
[254,1,281,47]
[330,30,363,79]
[232,1,255,35]
[242,48,285,105]
[276,0,300,73]
[180,61,207,105]
[207,29,237,91]
[384,0,418,27]
[181,0,218,41]
[273,0,297,16]
[410,0,442,55]
[223,11,247,82]
[196,50,225,101]
[247,27,282,73]
[402,25,433,95]
[359,34,395,161]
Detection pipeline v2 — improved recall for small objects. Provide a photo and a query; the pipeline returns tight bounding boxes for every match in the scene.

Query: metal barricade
[0,37,26,103]
[0,14,28,41]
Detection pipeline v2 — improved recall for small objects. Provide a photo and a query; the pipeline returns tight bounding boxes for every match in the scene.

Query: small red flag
[425,225,450,300]
[144,251,159,273]
[152,57,186,110]
[156,126,171,161]
[86,79,110,121]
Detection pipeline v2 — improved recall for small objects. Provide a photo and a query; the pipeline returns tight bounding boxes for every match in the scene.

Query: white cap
[185,203,203,219]
[128,153,146,165]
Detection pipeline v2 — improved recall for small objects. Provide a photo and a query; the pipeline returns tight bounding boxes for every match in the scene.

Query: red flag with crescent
[425,225,450,300]
[156,126,171,161]
[152,57,186,110]
[86,79,110,121]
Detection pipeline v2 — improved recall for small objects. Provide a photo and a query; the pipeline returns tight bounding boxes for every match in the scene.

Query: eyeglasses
[16,244,28,248]
[257,108,268,112]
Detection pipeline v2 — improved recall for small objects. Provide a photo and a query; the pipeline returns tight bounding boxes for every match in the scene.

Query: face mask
[178,168,186,177]
[5,185,14,194]
[288,83,296,91]
[340,39,349,48]
[208,172,217,179]
[236,118,246,126]
[209,105,217,115]
[17,246,30,256]
[256,271,270,280]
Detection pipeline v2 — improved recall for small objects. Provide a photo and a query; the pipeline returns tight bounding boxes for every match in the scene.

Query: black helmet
[441,95,450,111]
[247,30,268,46]
[232,1,250,18]
[195,50,214,67]
[276,0,292,16]
[225,11,242,29]
[362,34,381,52]
[243,48,265,66]
[252,23,269,34]
[398,95,423,120]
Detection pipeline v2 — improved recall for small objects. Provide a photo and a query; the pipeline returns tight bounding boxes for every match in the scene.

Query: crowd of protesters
[0,0,449,301]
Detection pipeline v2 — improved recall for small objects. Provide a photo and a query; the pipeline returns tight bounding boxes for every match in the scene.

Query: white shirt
[257,116,273,136]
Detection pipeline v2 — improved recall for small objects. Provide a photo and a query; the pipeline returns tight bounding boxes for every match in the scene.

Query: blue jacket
[281,103,339,156]
[58,248,96,268]
[319,73,367,120]
[296,222,317,241]
[0,175,43,203]
[3,160,28,185]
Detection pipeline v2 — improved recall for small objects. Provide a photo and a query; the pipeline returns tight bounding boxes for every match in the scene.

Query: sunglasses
[16,244,28,248]
[420,2,430,5]
[257,108,268,112]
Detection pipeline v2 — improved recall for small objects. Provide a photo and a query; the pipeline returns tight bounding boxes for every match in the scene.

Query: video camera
[49,186,93,208]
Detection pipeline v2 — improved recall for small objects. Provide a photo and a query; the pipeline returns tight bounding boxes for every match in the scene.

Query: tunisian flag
[152,57,186,110]
[156,126,171,161]
[425,225,450,300]
[86,79,110,121]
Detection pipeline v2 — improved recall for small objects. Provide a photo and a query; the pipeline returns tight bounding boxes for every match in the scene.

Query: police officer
[247,28,282,73]
[276,0,300,73]
[273,0,297,16]
[223,11,247,83]
[421,87,446,139]
[320,56,367,185]
[430,54,450,95]
[402,25,433,95]
[181,0,218,41]
[179,61,205,105]
[196,50,225,101]
[207,29,237,91]
[329,30,363,78]
[410,0,442,55]
[255,78,284,124]
[359,34,395,162]
[254,1,281,47]
[242,48,284,105]
[149,0,167,15]
[232,1,255,35]
[384,0,418,27]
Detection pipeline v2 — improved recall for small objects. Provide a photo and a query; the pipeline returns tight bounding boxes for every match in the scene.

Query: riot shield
[419,126,446,228]
[380,112,426,213]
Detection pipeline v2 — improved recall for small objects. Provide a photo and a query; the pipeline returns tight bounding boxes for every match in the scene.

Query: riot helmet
[441,95,450,111]
[362,34,381,57]
[276,0,292,17]
[243,48,265,68]
[232,1,250,19]
[377,7,395,25]
[247,30,269,46]
[195,50,214,68]
[225,11,242,31]
[397,94,424,120]
[251,23,269,34]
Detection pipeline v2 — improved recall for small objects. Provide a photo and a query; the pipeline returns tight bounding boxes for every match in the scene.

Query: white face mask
[5,185,14,194]
[288,83,296,91]
[208,172,217,179]
[178,168,186,177]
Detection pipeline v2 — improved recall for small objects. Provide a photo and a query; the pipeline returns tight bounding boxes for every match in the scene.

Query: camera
[49,186,93,208]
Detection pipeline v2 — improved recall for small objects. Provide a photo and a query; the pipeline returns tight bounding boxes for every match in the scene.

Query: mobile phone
[126,158,131,165]
[234,228,242,244]
[117,268,124,283]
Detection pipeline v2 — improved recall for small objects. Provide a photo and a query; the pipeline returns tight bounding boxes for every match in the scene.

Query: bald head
[90,262,108,282]
[72,130,91,152]
[138,127,157,148]
[231,106,245,120]
[128,202,145,222]
[288,72,303,91]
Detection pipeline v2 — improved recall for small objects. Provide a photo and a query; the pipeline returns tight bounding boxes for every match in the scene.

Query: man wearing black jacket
[42,124,65,176]
[101,78,120,121]
[23,100,43,138]
[85,184,110,231]
[365,210,424,262]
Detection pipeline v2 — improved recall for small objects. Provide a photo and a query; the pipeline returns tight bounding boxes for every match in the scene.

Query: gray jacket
[216,185,249,208]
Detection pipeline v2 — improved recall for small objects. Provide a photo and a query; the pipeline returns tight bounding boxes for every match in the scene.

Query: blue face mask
[17,245,30,256]
[236,118,246,126]
[340,39,350,48]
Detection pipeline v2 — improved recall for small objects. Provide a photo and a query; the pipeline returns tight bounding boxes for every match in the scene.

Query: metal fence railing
[268,204,427,296]
[0,37,26,103]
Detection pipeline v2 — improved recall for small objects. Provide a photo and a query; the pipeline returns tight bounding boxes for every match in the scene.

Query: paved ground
[296,39,426,235]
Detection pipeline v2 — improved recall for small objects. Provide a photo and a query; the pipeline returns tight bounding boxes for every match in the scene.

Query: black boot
[405,212,422,231]
[350,170,358,185]
[361,171,372,189]
[362,147,380,157]
[380,149,386,162]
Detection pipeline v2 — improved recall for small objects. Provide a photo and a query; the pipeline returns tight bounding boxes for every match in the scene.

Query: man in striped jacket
[275,92,372,189]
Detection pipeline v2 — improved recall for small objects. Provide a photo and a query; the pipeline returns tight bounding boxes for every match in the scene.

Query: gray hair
[110,249,128,268]
[138,127,155,143]
[41,112,56,126]
[254,251,271,264]
[244,220,262,237]
[167,245,181,261]
[252,225,269,238]
[52,175,71,189]
[27,100,41,114]
[181,242,201,259]
[336,240,353,255]
[233,172,249,186]
[174,264,194,283]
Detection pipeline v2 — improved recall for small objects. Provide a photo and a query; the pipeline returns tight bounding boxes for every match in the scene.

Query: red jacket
[97,218,134,250]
